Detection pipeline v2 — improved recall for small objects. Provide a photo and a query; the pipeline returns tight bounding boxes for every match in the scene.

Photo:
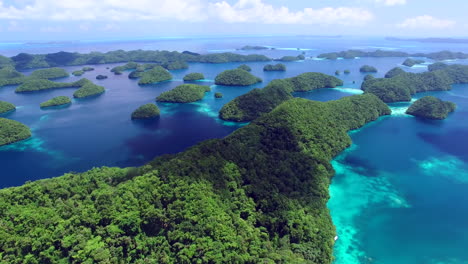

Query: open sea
[1,35,467,264]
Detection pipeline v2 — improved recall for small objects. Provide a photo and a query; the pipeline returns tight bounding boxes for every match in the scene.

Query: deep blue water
[1,36,468,264]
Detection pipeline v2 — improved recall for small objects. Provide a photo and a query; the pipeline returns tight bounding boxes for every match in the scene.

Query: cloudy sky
[0,0,465,40]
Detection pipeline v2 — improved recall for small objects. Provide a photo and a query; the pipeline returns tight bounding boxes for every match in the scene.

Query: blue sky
[0,0,466,40]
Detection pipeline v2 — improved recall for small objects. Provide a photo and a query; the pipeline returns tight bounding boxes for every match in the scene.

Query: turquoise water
[1,36,468,263]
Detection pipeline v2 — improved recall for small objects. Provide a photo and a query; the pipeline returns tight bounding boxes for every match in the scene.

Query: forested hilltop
[0,94,390,263]
[1,50,271,70]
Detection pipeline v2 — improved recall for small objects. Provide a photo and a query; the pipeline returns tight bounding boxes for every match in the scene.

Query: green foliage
[29,67,69,79]
[238,64,252,72]
[385,67,405,78]
[264,63,286,71]
[0,66,24,79]
[15,79,83,93]
[402,58,424,67]
[96,75,108,80]
[73,83,105,98]
[344,69,350,74]
[156,84,210,103]
[215,69,262,86]
[45,52,78,66]
[0,117,31,146]
[215,92,223,98]
[360,65,378,73]
[335,70,340,75]
[0,101,15,114]
[11,53,34,70]
[317,49,468,60]
[163,61,188,70]
[0,94,389,263]
[40,96,71,108]
[239,45,269,50]
[72,70,84,76]
[406,96,456,119]
[277,55,303,62]
[183,72,205,81]
[111,62,140,73]
[363,64,468,102]
[138,66,173,85]
[131,103,160,119]
[82,67,94,71]
[219,72,342,122]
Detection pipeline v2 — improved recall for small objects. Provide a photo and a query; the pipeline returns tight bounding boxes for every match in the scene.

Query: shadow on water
[418,129,468,162]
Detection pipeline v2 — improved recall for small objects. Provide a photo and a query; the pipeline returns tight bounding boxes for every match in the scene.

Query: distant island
[4,50,272,70]
[131,103,160,119]
[317,49,468,61]
[406,96,456,119]
[0,101,16,114]
[263,63,286,71]
[183,72,205,81]
[387,37,468,44]
[219,72,343,122]
[138,66,173,85]
[156,84,211,103]
[40,96,71,108]
[15,79,84,93]
[96,75,108,80]
[238,45,270,50]
[402,58,425,67]
[215,92,223,98]
[276,55,305,62]
[0,117,31,146]
[362,63,468,102]
[162,61,189,70]
[215,69,262,86]
[29,67,69,79]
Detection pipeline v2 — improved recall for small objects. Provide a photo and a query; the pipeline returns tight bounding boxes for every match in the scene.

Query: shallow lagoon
[1,36,468,263]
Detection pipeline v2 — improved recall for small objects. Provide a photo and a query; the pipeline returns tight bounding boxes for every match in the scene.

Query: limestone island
[156,84,210,103]
[0,101,16,114]
[276,55,305,62]
[239,45,269,50]
[29,67,69,79]
[360,65,378,73]
[162,61,189,70]
[73,82,105,98]
[111,62,140,74]
[82,66,94,71]
[183,73,205,81]
[96,75,108,80]
[344,69,350,74]
[362,63,468,103]
[72,70,84,76]
[131,103,160,119]
[402,58,425,67]
[238,64,252,72]
[40,96,72,108]
[15,79,84,93]
[215,69,262,86]
[219,72,343,122]
[335,70,340,75]
[406,96,456,119]
[138,66,173,85]
[0,117,31,146]
[264,63,286,71]
[215,92,223,98]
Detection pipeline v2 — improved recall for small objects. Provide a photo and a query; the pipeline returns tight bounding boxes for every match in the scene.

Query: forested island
[96,75,108,80]
[138,66,173,85]
[238,45,270,50]
[238,64,252,72]
[0,93,390,263]
[402,58,425,67]
[362,63,468,102]
[183,72,205,81]
[40,96,71,108]
[406,96,456,119]
[263,63,286,71]
[4,50,271,70]
[215,92,223,98]
[0,117,31,146]
[0,101,15,114]
[15,79,84,93]
[215,69,262,86]
[156,84,211,103]
[219,72,343,122]
[0,66,74,88]
[360,65,378,73]
[276,55,305,62]
[73,81,105,98]
[131,103,160,119]
[317,49,468,61]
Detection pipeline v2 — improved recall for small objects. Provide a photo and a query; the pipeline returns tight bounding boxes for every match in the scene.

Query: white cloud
[40,26,64,32]
[376,0,406,6]
[0,0,374,26]
[397,15,456,29]
[209,0,374,25]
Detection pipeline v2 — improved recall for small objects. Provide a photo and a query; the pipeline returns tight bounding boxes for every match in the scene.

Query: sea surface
[1,36,468,264]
